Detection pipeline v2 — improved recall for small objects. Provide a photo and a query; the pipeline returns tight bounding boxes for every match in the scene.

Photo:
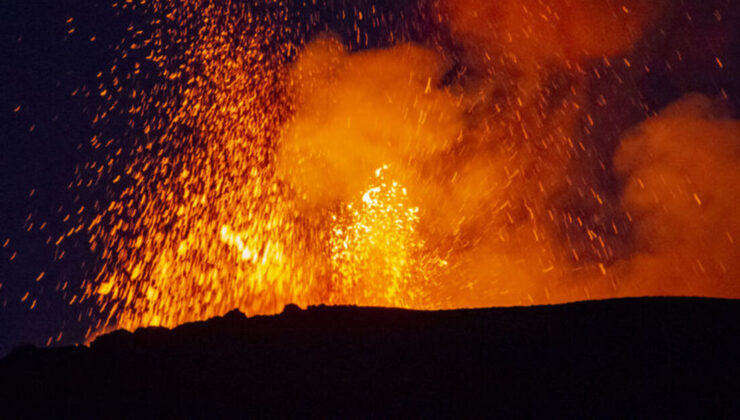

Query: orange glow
[55,0,739,339]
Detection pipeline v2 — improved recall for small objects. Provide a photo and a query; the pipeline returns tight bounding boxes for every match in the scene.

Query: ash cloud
[442,0,663,62]
[614,94,740,297]
[276,35,463,208]
[275,0,737,306]
[277,33,589,306]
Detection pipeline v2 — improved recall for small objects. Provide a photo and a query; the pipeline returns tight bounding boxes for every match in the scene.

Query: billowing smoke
[443,0,662,61]
[276,35,463,208]
[275,0,738,306]
[276,31,578,306]
[615,94,740,298]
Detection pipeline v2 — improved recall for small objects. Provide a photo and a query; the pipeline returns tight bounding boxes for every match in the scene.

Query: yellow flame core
[330,166,436,308]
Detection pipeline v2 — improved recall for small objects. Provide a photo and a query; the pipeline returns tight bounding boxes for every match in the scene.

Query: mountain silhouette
[2,297,739,417]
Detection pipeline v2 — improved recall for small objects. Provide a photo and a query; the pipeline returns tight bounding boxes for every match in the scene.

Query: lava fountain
[45,0,738,339]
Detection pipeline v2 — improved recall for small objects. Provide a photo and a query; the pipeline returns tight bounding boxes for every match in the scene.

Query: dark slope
[2,297,739,417]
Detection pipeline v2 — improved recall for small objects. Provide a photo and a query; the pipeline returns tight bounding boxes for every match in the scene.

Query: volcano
[2,297,739,416]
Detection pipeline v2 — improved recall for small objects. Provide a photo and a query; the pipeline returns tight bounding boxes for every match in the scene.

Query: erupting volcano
[2,0,740,415]
[1,0,738,351]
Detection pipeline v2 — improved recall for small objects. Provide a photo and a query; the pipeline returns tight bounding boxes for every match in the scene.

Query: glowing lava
[330,165,443,308]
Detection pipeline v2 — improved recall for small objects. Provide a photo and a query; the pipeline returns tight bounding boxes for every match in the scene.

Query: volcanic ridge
[1,297,739,417]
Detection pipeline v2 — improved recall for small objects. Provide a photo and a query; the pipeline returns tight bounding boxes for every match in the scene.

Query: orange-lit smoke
[615,94,740,298]
[443,0,662,62]
[277,33,589,307]
[277,36,462,207]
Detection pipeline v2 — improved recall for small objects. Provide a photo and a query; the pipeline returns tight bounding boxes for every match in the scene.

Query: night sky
[1,0,738,356]
[1,1,126,354]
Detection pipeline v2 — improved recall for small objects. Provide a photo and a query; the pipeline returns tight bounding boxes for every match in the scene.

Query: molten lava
[330,165,445,308]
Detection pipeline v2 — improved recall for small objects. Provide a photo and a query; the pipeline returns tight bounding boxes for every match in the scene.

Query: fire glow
[36,0,738,338]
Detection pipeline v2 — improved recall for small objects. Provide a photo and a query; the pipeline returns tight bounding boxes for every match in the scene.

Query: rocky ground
[2,297,739,417]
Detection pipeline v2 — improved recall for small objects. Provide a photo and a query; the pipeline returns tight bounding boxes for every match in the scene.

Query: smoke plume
[275,0,738,306]
[276,35,463,208]
[443,0,662,62]
[615,94,740,298]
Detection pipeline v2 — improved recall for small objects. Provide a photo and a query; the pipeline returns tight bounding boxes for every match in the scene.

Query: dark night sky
[1,1,130,354]
[1,0,738,356]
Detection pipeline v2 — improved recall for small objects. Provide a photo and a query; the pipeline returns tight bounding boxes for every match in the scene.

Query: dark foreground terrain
[2,297,739,417]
